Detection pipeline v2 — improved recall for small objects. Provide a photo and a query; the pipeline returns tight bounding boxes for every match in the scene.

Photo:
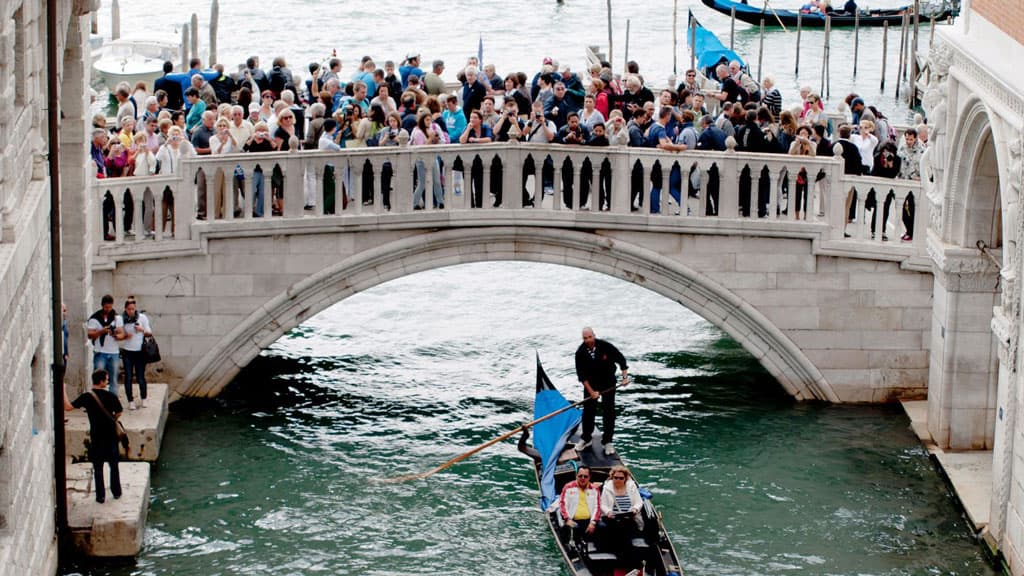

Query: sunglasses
[612,475,626,480]
[577,474,589,478]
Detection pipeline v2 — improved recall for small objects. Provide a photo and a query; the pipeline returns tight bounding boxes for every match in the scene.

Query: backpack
[740,73,762,103]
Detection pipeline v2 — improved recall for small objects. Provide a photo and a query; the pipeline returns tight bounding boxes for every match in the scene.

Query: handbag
[88,390,130,452]
[143,335,161,363]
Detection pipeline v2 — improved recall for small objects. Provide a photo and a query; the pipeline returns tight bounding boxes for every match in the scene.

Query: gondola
[699,0,957,27]
[526,359,683,576]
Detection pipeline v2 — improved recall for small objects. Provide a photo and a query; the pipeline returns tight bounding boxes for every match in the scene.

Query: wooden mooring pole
[673,0,679,75]
[606,0,613,68]
[690,16,696,71]
[624,19,631,72]
[880,20,888,91]
[730,6,736,49]
[910,0,920,107]
[209,0,219,67]
[895,13,907,99]
[111,0,120,40]
[757,19,765,83]
[180,22,189,72]
[825,16,831,99]
[853,10,860,76]
[190,13,199,63]
[795,12,802,75]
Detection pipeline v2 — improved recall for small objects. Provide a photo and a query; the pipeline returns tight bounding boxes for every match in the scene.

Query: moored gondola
[699,0,957,27]
[526,359,683,576]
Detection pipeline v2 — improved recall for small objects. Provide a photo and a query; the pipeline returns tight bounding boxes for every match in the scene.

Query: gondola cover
[533,356,582,510]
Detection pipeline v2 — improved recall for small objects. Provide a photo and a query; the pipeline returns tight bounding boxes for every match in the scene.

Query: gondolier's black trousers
[582,389,616,444]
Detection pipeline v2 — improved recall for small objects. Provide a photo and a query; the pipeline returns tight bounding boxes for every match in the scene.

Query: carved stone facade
[928,2,1024,572]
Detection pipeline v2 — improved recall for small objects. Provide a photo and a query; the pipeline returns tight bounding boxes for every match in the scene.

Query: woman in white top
[209,118,238,219]
[851,119,879,174]
[370,84,397,115]
[132,132,158,236]
[120,299,152,410]
[579,94,606,131]
[155,126,192,236]
[599,465,645,570]
[606,110,630,147]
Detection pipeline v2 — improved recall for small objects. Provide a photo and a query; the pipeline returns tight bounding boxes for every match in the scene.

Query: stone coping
[67,461,150,558]
[65,383,169,462]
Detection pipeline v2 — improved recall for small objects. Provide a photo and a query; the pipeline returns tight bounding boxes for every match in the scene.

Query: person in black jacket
[154,61,184,111]
[65,369,123,503]
[574,327,629,456]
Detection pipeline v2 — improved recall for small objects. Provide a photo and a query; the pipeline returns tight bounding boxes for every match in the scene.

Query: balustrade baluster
[353,161,365,215]
[114,187,125,243]
[610,153,630,214]
[552,163,562,212]
[372,160,383,215]
[283,158,304,217]
[481,159,493,210]
[224,169,236,221]
[202,169,215,223]
[133,188,145,240]
[718,159,739,218]
[573,159,584,211]
[394,153,413,213]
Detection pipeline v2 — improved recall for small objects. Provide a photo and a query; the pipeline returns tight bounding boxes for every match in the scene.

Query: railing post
[552,161,562,211]
[503,146,522,209]
[475,156,487,210]
[611,152,630,214]
[133,188,145,239]
[394,152,413,213]
[718,156,740,218]
[224,168,236,221]
[283,156,304,217]
[353,160,365,215]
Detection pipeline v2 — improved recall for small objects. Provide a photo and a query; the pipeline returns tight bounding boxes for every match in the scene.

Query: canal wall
[0,0,94,574]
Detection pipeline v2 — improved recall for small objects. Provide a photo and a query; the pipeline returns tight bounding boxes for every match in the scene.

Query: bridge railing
[90,144,924,251]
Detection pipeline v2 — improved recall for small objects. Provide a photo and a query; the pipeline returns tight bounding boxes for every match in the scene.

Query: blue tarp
[687,10,747,73]
[533,357,581,511]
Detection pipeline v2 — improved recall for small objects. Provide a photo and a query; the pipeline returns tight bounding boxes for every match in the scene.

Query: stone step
[67,461,150,557]
[65,383,169,462]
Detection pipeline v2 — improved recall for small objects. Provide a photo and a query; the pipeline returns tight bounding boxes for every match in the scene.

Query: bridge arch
[181,227,837,401]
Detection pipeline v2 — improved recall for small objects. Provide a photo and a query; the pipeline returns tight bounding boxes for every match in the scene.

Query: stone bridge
[85,144,933,405]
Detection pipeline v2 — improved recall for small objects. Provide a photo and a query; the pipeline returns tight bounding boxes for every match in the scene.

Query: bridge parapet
[90,144,926,262]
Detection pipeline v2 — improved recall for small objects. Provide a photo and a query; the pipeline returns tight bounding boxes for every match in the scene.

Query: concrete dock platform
[901,400,992,532]
[67,461,151,557]
[66,383,169,462]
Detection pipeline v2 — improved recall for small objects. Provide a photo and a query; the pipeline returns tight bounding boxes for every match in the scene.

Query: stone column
[58,11,94,395]
[927,238,1001,449]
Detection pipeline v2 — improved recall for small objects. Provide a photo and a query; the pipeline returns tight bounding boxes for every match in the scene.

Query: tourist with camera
[87,294,125,397]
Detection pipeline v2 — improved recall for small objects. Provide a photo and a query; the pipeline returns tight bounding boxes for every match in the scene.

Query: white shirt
[120,313,151,352]
[87,314,124,354]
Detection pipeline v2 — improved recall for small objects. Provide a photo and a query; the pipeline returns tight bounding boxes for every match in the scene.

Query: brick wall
[972,0,1024,45]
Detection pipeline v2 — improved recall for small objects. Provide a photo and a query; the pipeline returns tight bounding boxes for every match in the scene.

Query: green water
[63,263,994,575]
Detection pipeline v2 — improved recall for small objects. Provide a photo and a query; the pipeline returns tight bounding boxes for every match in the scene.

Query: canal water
[93,0,938,123]
[65,263,994,575]
[70,1,984,573]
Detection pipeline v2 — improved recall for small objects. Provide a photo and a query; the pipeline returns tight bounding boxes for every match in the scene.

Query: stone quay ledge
[67,461,151,558]
[65,383,170,462]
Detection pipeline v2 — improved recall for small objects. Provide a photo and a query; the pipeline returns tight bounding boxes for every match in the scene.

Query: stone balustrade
[91,144,925,256]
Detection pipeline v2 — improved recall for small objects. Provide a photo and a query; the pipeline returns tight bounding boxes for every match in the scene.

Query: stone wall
[94,225,932,404]
[971,0,1024,45]
[0,0,90,574]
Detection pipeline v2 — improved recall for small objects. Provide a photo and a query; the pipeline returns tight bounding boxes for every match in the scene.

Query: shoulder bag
[88,390,129,452]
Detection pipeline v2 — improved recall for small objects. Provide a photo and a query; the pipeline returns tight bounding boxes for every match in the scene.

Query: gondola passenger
[599,465,645,570]
[559,466,601,545]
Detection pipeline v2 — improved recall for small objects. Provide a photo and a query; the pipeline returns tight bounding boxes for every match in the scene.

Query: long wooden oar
[382,381,626,483]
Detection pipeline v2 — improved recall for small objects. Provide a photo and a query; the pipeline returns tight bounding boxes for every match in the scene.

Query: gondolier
[574,327,629,455]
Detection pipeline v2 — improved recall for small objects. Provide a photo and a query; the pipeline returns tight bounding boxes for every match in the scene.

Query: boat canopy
[533,357,581,511]
[687,10,747,74]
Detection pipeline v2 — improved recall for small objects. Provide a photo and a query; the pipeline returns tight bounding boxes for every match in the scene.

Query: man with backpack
[712,64,748,104]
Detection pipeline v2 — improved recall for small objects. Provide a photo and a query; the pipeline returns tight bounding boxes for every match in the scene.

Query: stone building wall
[971,0,1024,45]
[0,0,90,574]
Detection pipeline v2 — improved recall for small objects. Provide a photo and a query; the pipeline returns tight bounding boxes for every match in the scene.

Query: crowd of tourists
[89,51,929,233]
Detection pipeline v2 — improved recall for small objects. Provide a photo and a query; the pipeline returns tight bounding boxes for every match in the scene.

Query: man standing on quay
[574,327,629,455]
